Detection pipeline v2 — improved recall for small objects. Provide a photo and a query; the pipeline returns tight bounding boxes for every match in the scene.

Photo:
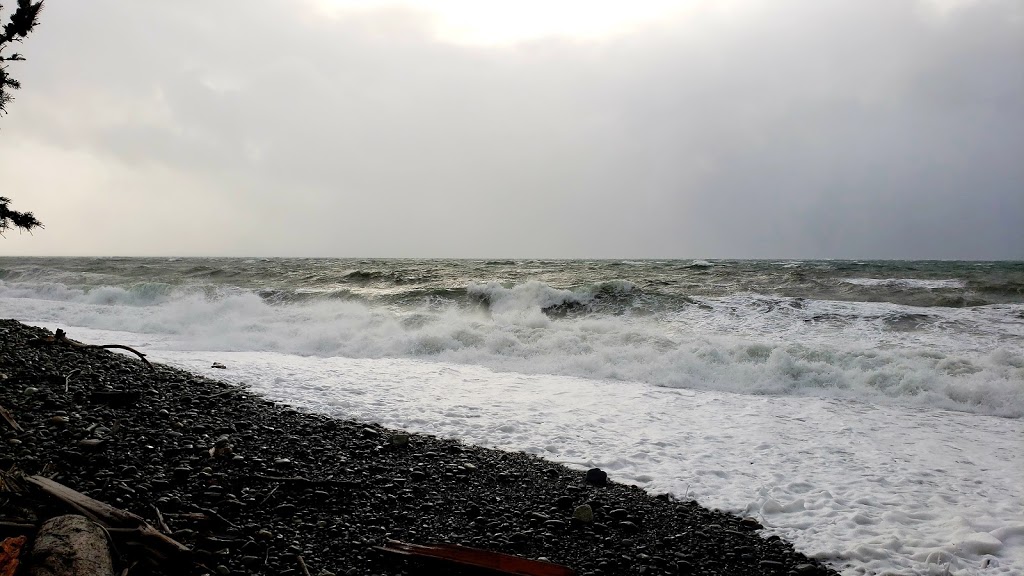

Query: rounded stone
[585,468,608,486]
[573,504,595,523]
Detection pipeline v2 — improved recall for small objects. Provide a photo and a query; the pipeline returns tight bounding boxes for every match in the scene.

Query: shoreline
[1,319,838,575]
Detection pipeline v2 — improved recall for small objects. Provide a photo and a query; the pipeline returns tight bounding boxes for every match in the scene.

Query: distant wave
[842,278,967,289]
[0,280,190,306]
[3,257,1023,308]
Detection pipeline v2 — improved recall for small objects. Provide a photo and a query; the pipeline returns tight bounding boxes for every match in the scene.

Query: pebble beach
[0,319,837,575]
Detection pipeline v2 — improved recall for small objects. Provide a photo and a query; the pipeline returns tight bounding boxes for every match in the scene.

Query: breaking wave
[2,278,1021,418]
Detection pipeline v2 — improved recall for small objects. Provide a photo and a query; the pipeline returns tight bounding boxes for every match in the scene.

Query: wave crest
[2,279,1022,417]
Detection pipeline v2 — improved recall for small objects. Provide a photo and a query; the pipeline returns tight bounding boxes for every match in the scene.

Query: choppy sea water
[2,257,1022,575]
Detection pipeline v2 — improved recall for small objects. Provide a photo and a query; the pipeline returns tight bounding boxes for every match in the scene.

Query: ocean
[1,257,1021,575]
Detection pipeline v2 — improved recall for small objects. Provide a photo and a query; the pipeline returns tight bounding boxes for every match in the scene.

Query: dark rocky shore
[1,320,839,576]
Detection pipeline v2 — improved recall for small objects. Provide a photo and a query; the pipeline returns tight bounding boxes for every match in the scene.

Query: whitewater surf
[2,257,1022,575]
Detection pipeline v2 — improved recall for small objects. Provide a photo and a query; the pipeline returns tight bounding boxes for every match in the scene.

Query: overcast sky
[1,0,1021,258]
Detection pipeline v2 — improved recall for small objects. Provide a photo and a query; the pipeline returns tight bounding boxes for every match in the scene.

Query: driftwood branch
[0,470,24,494]
[258,484,279,507]
[0,522,36,538]
[0,404,21,432]
[64,369,81,393]
[162,513,208,522]
[150,505,171,535]
[251,474,356,487]
[377,540,576,576]
[29,329,153,370]
[189,506,234,528]
[23,476,191,567]
[202,388,238,400]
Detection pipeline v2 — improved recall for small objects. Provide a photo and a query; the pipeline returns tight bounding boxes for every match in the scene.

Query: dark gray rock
[275,503,298,517]
[619,521,641,534]
[585,468,608,486]
[609,508,629,520]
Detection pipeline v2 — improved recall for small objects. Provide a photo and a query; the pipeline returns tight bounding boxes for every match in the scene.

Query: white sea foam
[17,323,1024,576]
[4,272,1023,575]
[842,278,968,289]
[3,261,1019,576]
[1,282,1022,417]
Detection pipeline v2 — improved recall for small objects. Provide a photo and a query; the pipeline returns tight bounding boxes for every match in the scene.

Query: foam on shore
[26,323,1024,576]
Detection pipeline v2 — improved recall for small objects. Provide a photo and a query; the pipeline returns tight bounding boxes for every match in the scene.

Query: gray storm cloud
[1,0,1021,258]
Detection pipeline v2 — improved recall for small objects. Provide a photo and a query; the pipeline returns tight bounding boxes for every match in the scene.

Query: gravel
[0,320,839,576]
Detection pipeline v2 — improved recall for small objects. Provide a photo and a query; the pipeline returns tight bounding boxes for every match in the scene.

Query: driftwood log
[29,515,114,576]
[28,329,153,371]
[23,476,191,568]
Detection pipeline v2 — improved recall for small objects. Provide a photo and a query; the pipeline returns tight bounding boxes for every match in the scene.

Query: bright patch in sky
[314,0,687,45]
[313,0,998,45]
